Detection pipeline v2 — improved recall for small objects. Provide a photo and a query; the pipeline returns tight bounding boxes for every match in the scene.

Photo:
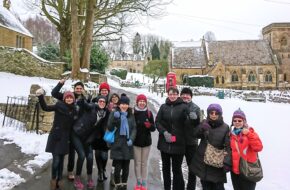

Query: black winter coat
[133,108,155,147]
[38,95,78,155]
[185,101,200,145]
[190,118,230,183]
[156,97,190,155]
[107,109,137,160]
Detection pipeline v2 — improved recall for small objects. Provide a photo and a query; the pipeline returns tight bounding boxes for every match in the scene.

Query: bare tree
[24,0,172,79]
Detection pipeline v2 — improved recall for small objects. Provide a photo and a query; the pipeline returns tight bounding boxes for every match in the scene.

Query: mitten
[163,131,172,143]
[35,88,45,96]
[127,139,133,146]
[144,121,151,128]
[189,112,197,120]
[114,111,120,119]
[201,122,210,131]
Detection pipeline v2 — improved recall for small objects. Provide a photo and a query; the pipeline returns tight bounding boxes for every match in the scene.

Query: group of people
[36,80,155,190]
[35,80,263,190]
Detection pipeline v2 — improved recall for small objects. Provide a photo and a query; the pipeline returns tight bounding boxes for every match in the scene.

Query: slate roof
[110,52,144,61]
[171,46,206,68]
[0,6,33,37]
[207,40,274,65]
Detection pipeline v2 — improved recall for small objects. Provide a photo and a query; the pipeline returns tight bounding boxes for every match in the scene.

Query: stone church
[170,23,290,90]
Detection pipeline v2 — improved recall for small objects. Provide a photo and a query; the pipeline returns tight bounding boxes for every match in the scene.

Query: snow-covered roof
[0,6,33,37]
[171,46,207,68]
[208,40,274,65]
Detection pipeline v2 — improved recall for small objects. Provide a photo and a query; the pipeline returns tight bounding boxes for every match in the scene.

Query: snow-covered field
[0,72,289,189]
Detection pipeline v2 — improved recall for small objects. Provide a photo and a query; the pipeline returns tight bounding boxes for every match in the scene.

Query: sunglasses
[210,111,219,116]
[98,100,106,103]
[233,119,243,123]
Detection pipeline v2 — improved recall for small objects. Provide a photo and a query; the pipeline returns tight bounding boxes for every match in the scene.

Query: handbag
[204,141,225,168]
[103,128,117,144]
[235,141,263,182]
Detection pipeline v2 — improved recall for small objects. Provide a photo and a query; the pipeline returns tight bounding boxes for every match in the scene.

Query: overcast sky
[133,0,290,42]
[9,0,290,43]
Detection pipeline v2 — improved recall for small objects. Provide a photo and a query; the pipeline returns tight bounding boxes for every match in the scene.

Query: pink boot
[74,177,84,190]
[134,184,142,190]
[87,179,94,189]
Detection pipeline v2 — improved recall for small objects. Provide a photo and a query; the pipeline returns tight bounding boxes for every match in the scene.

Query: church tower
[262,23,290,87]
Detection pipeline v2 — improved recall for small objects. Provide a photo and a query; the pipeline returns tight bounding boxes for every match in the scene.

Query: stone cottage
[0,2,33,51]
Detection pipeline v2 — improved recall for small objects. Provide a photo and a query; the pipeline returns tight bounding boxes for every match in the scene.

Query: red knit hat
[136,94,147,103]
[99,82,110,92]
[63,91,75,102]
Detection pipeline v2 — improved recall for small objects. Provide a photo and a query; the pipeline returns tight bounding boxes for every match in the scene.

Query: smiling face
[209,110,220,120]
[233,117,244,128]
[74,85,84,95]
[119,103,129,112]
[137,100,147,109]
[100,89,109,97]
[98,99,106,109]
[180,93,192,103]
[64,96,74,105]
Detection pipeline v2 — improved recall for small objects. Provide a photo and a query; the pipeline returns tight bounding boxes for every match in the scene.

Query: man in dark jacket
[51,79,87,180]
[180,87,200,190]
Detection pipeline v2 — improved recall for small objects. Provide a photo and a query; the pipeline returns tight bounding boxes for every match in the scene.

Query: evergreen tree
[132,32,142,54]
[90,43,109,74]
[151,43,160,60]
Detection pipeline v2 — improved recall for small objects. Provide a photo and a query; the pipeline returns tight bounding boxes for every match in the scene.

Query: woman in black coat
[36,89,78,190]
[190,103,230,190]
[156,87,192,190]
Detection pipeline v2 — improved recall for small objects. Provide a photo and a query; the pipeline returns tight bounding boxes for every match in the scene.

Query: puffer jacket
[190,118,230,183]
[230,127,263,174]
[156,97,190,155]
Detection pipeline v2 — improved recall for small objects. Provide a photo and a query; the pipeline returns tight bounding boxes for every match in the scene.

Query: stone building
[0,4,33,51]
[262,23,290,88]
[109,52,147,73]
[170,23,290,90]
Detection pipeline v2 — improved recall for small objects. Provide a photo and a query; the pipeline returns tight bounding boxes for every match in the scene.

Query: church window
[248,71,256,82]
[231,71,239,82]
[280,36,287,46]
[216,76,219,84]
[265,71,272,82]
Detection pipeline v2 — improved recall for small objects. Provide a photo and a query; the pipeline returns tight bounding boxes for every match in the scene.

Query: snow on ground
[0,72,289,189]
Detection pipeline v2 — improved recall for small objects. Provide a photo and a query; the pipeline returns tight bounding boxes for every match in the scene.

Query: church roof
[207,40,274,65]
[171,46,207,68]
[0,6,33,37]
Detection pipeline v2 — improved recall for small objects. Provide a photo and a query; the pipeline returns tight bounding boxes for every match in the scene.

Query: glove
[189,112,197,120]
[127,139,133,146]
[163,131,172,143]
[35,88,45,96]
[144,121,151,128]
[114,111,120,119]
[201,122,210,131]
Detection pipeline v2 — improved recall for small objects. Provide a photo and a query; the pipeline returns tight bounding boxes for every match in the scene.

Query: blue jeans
[72,132,93,176]
[51,154,65,180]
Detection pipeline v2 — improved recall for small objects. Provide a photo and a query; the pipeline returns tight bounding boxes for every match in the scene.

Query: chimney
[3,0,11,10]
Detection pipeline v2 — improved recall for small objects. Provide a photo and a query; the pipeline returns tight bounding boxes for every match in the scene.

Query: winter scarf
[233,127,243,135]
[120,111,129,139]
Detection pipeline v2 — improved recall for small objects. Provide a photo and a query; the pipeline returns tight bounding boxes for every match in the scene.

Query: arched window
[222,76,225,84]
[248,71,256,82]
[265,71,272,82]
[280,36,287,46]
[284,73,287,81]
[231,71,239,82]
[216,76,219,84]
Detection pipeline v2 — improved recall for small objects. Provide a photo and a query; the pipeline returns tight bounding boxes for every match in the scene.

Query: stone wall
[0,46,65,79]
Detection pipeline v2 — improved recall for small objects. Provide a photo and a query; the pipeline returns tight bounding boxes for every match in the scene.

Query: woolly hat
[136,94,147,103]
[96,95,107,103]
[99,82,110,92]
[232,108,246,121]
[207,103,223,115]
[180,87,193,97]
[63,91,75,102]
[119,93,130,105]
